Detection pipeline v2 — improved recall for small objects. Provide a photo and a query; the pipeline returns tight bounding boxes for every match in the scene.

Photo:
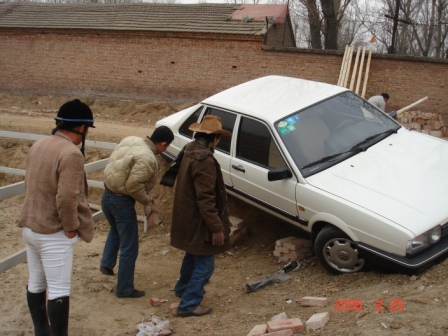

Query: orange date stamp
[334,299,405,311]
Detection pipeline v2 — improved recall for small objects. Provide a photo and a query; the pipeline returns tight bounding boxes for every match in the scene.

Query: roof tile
[0,3,277,35]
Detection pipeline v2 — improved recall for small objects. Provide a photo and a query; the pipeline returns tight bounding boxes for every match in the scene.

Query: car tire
[314,226,366,275]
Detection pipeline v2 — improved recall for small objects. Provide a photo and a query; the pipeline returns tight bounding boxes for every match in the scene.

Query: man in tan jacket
[100,126,173,298]
[19,99,95,336]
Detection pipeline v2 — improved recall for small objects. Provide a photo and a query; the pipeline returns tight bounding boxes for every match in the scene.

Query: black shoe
[100,266,114,276]
[116,289,146,298]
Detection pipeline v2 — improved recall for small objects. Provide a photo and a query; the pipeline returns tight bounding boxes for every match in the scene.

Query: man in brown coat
[170,115,232,317]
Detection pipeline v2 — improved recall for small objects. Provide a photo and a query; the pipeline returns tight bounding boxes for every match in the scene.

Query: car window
[237,117,286,169]
[204,108,236,154]
[179,106,204,139]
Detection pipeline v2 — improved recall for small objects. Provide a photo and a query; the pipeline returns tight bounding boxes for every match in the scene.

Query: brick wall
[0,28,447,124]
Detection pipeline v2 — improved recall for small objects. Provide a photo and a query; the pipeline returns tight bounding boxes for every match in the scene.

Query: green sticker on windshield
[278,114,301,135]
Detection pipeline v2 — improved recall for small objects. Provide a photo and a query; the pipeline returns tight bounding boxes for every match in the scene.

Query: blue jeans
[100,191,138,297]
[175,253,214,313]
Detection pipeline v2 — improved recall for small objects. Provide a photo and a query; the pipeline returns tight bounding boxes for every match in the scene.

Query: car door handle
[232,164,245,173]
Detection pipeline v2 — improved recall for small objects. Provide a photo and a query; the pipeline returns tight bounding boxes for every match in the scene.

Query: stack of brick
[398,110,446,138]
[246,307,330,335]
[273,236,312,262]
[229,215,249,246]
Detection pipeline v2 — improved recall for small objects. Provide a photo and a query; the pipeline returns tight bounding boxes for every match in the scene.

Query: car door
[202,107,237,187]
[229,116,299,223]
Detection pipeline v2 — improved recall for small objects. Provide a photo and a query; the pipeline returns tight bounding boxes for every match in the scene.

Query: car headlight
[407,226,442,255]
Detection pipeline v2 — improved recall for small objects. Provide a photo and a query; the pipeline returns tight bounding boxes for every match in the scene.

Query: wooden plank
[339,46,351,87]
[343,46,354,88]
[0,181,25,201]
[397,97,429,116]
[338,45,349,86]
[0,130,44,141]
[0,167,25,176]
[355,46,366,95]
[92,210,105,222]
[0,248,27,274]
[349,46,361,91]
[84,159,108,173]
[0,131,117,150]
[361,48,372,98]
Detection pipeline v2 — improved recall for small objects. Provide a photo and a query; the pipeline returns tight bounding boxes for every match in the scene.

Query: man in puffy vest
[100,126,173,298]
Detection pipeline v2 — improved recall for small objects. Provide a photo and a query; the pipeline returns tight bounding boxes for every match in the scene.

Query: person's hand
[144,203,152,216]
[212,231,225,246]
[65,230,77,239]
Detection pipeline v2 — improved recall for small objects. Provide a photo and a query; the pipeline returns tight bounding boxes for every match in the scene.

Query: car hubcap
[324,238,365,273]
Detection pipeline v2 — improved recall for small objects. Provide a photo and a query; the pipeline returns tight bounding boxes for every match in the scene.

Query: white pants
[22,228,78,300]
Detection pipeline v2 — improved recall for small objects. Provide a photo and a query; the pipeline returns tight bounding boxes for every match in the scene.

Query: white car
[156,75,448,275]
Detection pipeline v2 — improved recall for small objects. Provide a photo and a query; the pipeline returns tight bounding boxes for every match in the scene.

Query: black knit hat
[55,99,95,128]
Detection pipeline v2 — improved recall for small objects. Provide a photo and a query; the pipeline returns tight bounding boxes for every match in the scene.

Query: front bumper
[357,234,448,274]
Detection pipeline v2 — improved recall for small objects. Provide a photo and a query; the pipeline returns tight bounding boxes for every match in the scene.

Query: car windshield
[275,91,401,177]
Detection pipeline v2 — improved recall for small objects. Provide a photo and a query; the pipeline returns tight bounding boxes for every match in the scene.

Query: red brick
[275,236,297,247]
[246,324,267,336]
[306,312,330,330]
[283,238,312,250]
[275,246,291,253]
[273,250,283,257]
[266,318,304,333]
[299,296,328,307]
[265,330,294,336]
[229,215,244,228]
[150,298,162,306]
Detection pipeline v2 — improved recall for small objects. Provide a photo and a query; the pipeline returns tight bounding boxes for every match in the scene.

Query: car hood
[306,129,448,236]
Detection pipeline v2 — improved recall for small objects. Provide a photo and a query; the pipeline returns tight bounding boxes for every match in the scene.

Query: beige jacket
[18,132,94,243]
[104,136,158,205]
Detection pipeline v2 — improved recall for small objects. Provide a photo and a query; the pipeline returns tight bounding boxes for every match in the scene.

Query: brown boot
[177,305,212,318]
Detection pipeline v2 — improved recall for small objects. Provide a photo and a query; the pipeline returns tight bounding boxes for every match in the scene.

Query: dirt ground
[1,94,448,336]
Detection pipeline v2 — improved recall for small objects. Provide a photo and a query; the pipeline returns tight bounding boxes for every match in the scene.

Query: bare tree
[360,0,448,57]
[291,0,354,50]
[300,0,323,49]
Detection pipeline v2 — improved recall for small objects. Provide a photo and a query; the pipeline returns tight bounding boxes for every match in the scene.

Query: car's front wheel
[314,226,366,275]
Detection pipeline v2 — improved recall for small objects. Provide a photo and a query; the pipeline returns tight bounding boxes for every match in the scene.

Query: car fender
[308,212,358,242]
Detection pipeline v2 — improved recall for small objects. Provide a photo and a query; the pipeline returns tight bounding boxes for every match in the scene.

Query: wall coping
[262,46,448,65]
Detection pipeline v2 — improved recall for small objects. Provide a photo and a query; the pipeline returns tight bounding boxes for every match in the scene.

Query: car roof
[202,75,348,124]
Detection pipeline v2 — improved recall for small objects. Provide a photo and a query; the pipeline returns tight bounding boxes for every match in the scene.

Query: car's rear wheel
[314,226,366,275]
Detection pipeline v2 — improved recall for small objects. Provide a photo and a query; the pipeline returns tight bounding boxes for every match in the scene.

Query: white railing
[0,131,148,273]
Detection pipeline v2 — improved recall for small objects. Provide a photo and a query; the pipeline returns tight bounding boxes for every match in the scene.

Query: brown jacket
[18,132,94,243]
[170,140,230,255]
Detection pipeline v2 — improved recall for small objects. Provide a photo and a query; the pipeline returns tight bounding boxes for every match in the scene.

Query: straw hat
[188,115,232,136]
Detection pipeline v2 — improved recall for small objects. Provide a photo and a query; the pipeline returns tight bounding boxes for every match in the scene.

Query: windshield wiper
[301,148,364,170]
[350,128,398,151]
[301,128,399,170]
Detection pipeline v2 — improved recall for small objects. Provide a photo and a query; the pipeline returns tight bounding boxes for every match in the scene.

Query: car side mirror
[268,167,293,181]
